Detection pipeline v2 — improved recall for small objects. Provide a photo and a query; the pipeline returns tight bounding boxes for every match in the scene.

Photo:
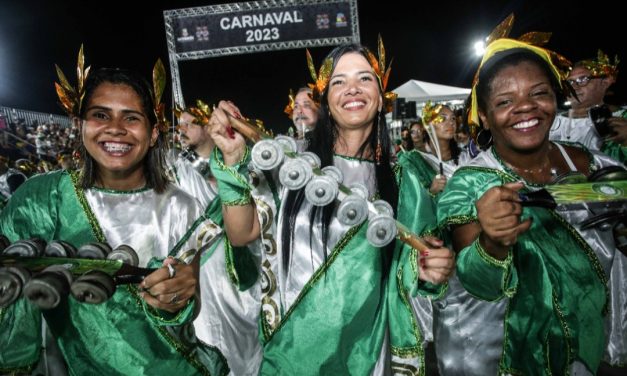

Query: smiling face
[327,52,383,133]
[478,60,556,156]
[178,111,208,149]
[81,82,157,186]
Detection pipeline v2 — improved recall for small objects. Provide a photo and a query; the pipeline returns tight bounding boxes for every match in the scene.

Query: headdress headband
[468,14,571,127]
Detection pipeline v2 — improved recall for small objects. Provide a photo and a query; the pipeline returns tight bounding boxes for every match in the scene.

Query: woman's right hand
[429,174,447,194]
[209,100,248,166]
[475,182,532,259]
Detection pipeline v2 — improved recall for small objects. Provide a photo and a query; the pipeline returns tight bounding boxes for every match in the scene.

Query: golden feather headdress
[55,44,90,117]
[283,89,296,118]
[174,99,213,127]
[468,14,572,128]
[578,50,619,79]
[305,35,397,112]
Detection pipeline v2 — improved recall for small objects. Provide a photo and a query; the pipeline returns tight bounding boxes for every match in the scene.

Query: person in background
[171,100,263,376]
[550,50,626,163]
[285,86,319,143]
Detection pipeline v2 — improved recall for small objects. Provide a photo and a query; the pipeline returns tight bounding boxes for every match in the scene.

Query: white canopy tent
[387,79,471,138]
[392,79,471,103]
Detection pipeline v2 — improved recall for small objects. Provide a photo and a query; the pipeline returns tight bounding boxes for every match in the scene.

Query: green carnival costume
[0,170,227,376]
[437,145,625,375]
[211,148,446,376]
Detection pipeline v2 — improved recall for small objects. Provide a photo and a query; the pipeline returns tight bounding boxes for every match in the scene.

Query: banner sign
[164,0,358,59]
[163,0,359,107]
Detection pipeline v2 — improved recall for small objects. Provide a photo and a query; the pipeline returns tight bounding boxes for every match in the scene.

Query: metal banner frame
[163,0,360,107]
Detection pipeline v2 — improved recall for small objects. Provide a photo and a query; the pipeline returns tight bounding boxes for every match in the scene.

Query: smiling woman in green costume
[0,49,227,376]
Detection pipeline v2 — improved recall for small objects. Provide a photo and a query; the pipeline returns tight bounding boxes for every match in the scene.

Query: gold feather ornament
[54,44,91,117]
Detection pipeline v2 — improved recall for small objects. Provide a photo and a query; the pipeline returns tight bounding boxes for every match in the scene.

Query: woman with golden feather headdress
[0,50,227,375]
[208,39,454,375]
[436,14,626,375]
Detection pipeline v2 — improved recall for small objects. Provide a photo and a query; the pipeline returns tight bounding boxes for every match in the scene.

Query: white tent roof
[392,79,470,102]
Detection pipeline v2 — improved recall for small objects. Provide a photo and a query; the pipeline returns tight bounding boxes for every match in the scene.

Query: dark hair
[77,67,170,193]
[280,43,399,275]
[476,50,561,121]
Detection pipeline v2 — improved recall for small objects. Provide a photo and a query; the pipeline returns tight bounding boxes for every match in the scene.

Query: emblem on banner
[177,28,195,42]
[335,12,347,27]
[316,14,329,29]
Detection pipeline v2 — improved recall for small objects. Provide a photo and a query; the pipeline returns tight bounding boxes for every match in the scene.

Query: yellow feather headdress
[468,14,572,128]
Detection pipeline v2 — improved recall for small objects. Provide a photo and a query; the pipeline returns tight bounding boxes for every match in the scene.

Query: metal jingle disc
[23,266,73,309]
[107,244,140,266]
[71,271,116,304]
[337,195,369,227]
[321,166,344,184]
[274,135,298,153]
[366,215,397,247]
[3,239,43,257]
[348,183,370,200]
[279,158,313,190]
[45,240,77,258]
[371,199,395,218]
[252,139,284,170]
[305,175,339,207]
[298,151,321,168]
[0,267,30,308]
[588,166,627,182]
[77,242,112,260]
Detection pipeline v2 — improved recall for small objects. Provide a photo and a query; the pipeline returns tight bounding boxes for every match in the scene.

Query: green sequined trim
[441,215,477,227]
[263,223,364,341]
[550,289,573,375]
[69,170,106,243]
[334,153,375,163]
[168,212,209,258]
[222,195,252,206]
[392,247,424,360]
[223,238,239,285]
[90,185,150,194]
[474,238,513,268]
[0,364,36,374]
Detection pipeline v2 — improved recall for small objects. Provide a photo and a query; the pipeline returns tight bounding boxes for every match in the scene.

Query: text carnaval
[220,11,303,30]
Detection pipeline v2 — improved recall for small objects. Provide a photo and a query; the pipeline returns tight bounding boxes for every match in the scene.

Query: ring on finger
[167,264,176,279]
[169,292,179,304]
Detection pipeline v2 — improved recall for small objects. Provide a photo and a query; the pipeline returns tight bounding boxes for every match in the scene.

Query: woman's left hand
[417,236,455,285]
[139,257,198,313]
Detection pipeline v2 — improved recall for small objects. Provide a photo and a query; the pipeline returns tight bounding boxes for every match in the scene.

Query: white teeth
[512,119,539,129]
[343,101,364,109]
[103,142,132,153]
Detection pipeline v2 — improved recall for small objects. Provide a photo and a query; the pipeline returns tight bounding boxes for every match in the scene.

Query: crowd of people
[0,14,626,376]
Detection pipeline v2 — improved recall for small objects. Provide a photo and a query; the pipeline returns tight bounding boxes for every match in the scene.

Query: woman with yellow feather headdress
[0,47,227,375]
[435,14,626,375]
[207,37,454,374]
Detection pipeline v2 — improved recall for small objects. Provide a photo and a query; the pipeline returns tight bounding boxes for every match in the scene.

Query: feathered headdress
[468,14,572,128]
[55,44,91,117]
[174,99,213,127]
[152,59,170,133]
[305,35,398,112]
[421,101,445,166]
[283,89,296,118]
[578,50,619,79]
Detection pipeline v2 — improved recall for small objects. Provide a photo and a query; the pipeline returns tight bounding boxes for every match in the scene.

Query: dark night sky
[0,0,624,133]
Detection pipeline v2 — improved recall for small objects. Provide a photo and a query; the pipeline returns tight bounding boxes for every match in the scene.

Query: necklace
[502,146,557,177]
